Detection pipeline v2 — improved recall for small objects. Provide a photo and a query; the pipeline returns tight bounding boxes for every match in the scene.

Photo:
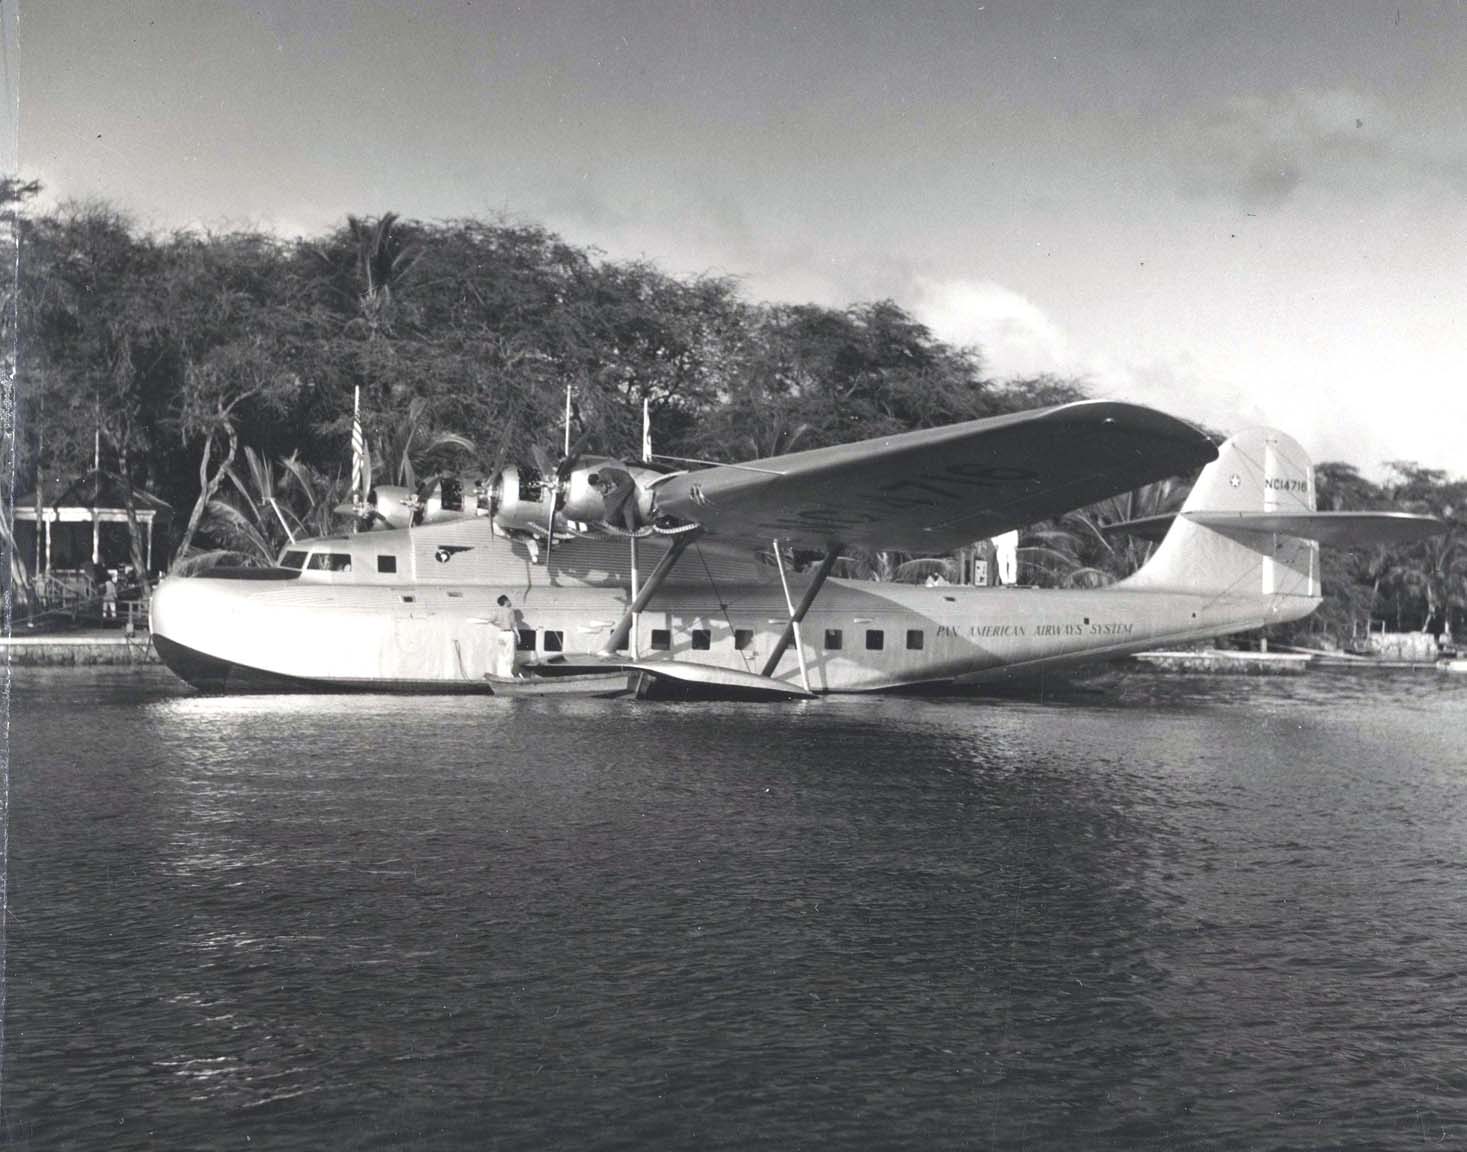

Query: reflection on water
[5,667,1467,1150]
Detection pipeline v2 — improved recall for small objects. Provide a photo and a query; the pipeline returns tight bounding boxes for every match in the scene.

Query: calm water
[3,667,1466,1150]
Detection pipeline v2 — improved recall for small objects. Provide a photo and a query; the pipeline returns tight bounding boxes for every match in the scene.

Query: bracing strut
[760,543,841,687]
[598,529,702,657]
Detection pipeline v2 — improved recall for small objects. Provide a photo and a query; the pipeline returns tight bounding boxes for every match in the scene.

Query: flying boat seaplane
[150,400,1444,698]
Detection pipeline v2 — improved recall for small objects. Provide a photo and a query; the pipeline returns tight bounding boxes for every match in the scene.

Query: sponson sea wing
[652,400,1218,551]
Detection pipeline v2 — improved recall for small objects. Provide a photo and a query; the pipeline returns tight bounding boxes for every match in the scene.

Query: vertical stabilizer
[1121,428,1319,601]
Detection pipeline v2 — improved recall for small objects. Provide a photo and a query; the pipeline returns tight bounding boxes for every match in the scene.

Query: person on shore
[101,573,118,621]
[488,594,520,678]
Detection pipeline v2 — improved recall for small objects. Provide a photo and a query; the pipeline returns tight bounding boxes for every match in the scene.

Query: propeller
[332,501,390,529]
[528,444,562,563]
[528,427,599,565]
[517,393,657,563]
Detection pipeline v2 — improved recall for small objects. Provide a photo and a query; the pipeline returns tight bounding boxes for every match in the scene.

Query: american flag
[351,386,366,499]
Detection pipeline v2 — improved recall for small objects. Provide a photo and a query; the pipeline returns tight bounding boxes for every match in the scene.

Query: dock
[1130,650,1311,675]
[3,629,160,666]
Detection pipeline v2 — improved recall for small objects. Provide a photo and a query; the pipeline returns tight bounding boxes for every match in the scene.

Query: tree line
[2,179,1460,643]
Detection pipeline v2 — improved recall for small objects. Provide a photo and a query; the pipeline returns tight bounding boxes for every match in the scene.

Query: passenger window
[280,550,308,570]
[515,628,536,652]
[906,629,924,651]
[650,629,671,651]
[824,629,843,650]
[306,552,352,572]
[377,555,397,573]
[734,628,754,651]
[691,629,711,650]
[865,629,884,651]
[543,630,563,653]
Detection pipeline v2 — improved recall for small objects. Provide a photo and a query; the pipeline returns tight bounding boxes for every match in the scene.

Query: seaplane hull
[149,405,1441,697]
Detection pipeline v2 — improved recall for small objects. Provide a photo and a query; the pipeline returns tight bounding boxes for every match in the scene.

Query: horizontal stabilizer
[1099,513,1175,541]
[1186,510,1444,546]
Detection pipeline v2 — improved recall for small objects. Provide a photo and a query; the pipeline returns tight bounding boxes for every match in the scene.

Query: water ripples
[5,666,1467,1149]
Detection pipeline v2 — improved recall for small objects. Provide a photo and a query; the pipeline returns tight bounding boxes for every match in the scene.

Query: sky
[11,0,1467,475]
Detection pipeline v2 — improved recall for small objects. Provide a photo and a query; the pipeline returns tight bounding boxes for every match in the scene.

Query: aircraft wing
[652,400,1217,552]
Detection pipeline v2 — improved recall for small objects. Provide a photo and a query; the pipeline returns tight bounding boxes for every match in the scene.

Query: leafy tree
[17,201,174,597]
[1381,462,1466,635]
[166,231,310,564]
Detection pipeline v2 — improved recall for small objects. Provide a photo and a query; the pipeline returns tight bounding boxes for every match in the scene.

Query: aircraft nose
[148,572,221,649]
[148,573,181,638]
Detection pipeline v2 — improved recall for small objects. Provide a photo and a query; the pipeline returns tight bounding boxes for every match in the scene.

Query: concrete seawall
[1130,650,1311,675]
[3,632,161,666]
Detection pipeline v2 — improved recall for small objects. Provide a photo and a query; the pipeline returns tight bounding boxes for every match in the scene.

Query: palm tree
[1015,477,1192,588]
[183,448,349,569]
[372,395,475,490]
[347,212,420,339]
[1382,464,1466,634]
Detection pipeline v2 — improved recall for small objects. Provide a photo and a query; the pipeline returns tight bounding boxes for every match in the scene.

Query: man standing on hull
[488,594,520,679]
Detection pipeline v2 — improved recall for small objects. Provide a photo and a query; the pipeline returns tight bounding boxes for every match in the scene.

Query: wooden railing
[12,573,149,632]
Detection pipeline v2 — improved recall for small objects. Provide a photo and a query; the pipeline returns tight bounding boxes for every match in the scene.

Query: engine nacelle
[364,485,416,531]
[414,475,478,526]
[559,458,659,528]
[488,465,558,537]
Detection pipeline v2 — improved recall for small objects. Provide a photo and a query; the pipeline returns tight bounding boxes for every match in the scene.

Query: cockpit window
[280,550,308,570]
[306,552,352,572]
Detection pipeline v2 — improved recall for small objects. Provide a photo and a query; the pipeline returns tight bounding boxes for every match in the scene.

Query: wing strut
[761,542,841,690]
[598,530,703,657]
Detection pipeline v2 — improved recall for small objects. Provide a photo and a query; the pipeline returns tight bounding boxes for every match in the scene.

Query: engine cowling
[364,485,416,530]
[559,458,659,529]
[414,475,476,526]
[488,465,559,537]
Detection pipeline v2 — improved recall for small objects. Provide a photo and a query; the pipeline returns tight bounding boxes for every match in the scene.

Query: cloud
[909,278,1072,380]
[1171,87,1432,208]
[909,273,1456,473]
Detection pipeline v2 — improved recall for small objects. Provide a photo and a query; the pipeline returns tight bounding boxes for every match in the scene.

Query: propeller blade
[543,498,557,566]
[530,443,557,480]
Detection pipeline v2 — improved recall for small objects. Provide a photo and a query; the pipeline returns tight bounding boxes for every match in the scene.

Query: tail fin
[1121,428,1319,599]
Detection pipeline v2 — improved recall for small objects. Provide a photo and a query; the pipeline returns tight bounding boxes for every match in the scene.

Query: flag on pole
[641,397,652,463]
[351,386,366,501]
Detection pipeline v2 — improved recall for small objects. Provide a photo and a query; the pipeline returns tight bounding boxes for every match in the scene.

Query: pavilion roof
[16,470,172,515]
